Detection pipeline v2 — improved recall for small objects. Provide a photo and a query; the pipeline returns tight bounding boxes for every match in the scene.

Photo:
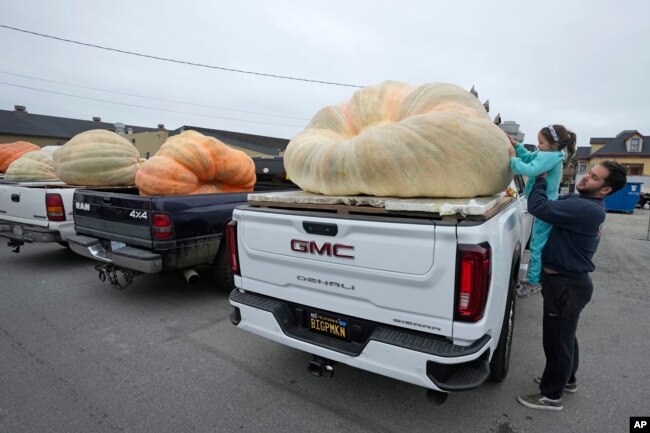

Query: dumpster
[604,182,642,213]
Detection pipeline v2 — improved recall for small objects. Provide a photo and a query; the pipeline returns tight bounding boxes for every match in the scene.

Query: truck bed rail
[248,191,514,221]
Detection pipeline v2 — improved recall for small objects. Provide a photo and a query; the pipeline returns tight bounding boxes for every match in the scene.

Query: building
[575,146,591,176]
[577,130,650,176]
[0,106,290,157]
[170,126,289,157]
[499,121,525,143]
[0,105,160,147]
[126,130,170,158]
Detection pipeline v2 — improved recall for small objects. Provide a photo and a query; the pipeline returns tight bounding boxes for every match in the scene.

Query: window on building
[578,163,587,175]
[624,164,644,176]
[630,137,641,152]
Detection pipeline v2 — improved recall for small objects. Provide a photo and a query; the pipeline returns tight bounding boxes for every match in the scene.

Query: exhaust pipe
[426,389,449,405]
[307,355,336,378]
[183,268,200,285]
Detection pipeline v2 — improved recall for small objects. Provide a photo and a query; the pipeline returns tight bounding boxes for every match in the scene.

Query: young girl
[508,125,576,298]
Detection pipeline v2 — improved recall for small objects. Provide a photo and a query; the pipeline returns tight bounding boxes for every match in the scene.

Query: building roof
[590,131,649,156]
[0,107,159,140]
[0,107,290,155]
[575,146,591,159]
[172,125,290,155]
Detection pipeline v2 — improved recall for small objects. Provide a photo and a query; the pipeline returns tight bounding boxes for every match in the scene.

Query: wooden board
[248,190,514,220]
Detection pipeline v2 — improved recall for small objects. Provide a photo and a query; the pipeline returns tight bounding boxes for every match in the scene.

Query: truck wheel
[213,246,234,292]
[489,277,516,382]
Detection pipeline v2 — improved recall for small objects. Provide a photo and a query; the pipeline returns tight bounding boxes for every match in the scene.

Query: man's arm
[527,177,582,226]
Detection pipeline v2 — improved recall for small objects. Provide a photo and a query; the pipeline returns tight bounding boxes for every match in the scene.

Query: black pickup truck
[68,156,297,290]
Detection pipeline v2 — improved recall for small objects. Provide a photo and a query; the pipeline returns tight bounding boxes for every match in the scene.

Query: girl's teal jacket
[510,143,564,199]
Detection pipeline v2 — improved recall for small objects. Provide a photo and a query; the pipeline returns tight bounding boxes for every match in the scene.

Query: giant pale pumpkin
[283,81,513,198]
[135,130,256,196]
[0,141,40,173]
[53,130,140,186]
[4,149,59,181]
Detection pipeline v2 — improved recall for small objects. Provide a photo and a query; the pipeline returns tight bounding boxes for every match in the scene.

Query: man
[517,160,627,411]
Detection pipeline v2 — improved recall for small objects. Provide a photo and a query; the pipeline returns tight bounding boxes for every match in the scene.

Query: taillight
[226,220,239,275]
[46,193,66,221]
[455,244,491,322]
[152,212,173,240]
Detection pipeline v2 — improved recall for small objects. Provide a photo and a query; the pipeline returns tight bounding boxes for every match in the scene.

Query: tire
[212,246,234,292]
[489,276,516,382]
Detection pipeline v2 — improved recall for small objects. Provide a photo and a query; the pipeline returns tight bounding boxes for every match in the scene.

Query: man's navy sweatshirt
[527,177,606,278]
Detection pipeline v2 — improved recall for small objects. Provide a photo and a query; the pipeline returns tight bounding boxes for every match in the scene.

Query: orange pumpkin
[0,141,40,173]
[135,130,256,196]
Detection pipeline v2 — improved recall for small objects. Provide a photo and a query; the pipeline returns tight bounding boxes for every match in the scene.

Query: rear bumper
[0,223,61,243]
[68,234,162,273]
[229,290,492,392]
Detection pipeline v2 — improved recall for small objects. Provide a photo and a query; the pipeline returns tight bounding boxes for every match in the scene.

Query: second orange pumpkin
[135,130,256,196]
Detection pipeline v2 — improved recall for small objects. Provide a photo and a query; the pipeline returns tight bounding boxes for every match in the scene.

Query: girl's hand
[507,135,518,147]
[508,147,515,158]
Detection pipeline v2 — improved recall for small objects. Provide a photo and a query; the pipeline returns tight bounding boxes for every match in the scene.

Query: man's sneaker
[534,376,578,394]
[517,392,563,411]
[516,281,542,299]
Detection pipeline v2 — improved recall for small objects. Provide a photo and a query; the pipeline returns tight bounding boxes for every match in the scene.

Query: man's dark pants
[539,273,593,400]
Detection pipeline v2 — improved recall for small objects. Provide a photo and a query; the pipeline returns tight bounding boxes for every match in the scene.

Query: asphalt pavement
[0,209,648,433]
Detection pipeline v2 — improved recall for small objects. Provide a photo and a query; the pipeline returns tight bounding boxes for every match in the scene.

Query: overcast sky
[1,0,649,147]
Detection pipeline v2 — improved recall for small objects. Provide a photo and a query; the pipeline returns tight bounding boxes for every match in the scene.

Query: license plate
[111,241,126,251]
[308,311,349,341]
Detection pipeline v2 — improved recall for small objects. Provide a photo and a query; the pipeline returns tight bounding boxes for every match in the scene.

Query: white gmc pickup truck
[0,180,78,253]
[227,175,531,399]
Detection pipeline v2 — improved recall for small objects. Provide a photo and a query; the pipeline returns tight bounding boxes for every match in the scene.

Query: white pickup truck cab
[0,180,77,252]
[227,175,531,396]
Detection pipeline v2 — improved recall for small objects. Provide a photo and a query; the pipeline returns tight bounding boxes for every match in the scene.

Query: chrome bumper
[0,223,61,243]
[68,234,162,273]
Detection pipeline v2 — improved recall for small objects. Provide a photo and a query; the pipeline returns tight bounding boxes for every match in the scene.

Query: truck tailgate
[236,208,458,337]
[73,189,153,247]
[0,184,49,226]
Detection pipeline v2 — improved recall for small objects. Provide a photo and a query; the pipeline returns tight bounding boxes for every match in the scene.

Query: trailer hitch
[307,355,336,378]
[7,240,23,253]
[94,263,141,291]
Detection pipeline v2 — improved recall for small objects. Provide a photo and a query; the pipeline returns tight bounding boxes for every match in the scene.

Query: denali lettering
[297,275,355,290]
[290,239,354,259]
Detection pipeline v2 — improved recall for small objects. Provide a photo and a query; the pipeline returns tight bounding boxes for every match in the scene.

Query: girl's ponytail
[565,131,577,159]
